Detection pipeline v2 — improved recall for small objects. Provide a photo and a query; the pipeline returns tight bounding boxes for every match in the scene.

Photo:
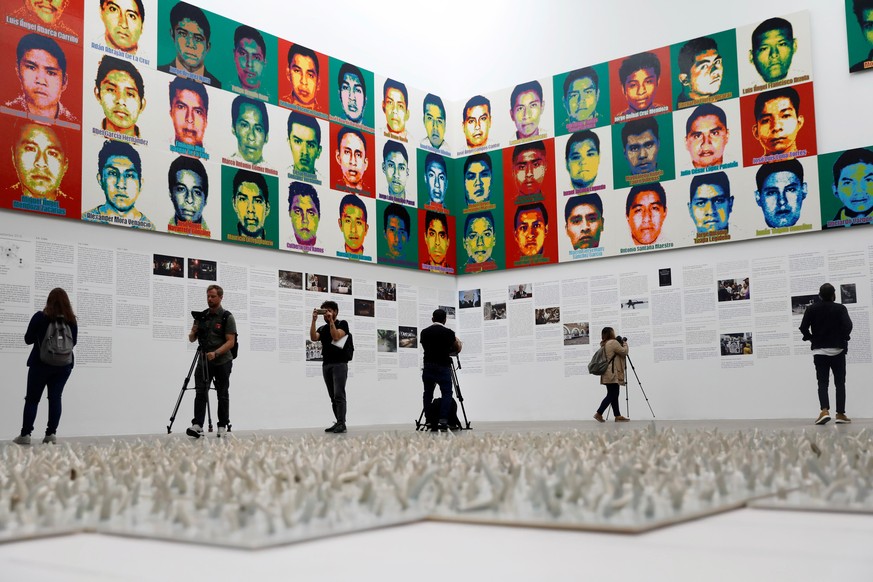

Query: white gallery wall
[2,0,872,436]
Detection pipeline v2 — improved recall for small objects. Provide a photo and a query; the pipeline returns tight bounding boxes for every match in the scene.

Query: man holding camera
[420,309,463,432]
[310,301,350,433]
[187,285,236,438]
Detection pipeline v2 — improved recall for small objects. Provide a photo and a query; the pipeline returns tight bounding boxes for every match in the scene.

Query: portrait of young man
[421,93,448,152]
[381,202,411,262]
[748,17,798,84]
[564,194,604,250]
[825,148,873,228]
[381,140,410,202]
[675,36,725,108]
[462,95,492,150]
[509,141,550,202]
[333,125,370,195]
[335,62,367,125]
[849,0,873,72]
[382,79,410,141]
[5,33,77,124]
[462,211,498,272]
[93,56,145,137]
[421,210,453,273]
[463,152,494,209]
[746,85,811,163]
[621,117,660,176]
[560,67,602,131]
[5,121,72,213]
[684,103,730,169]
[613,51,668,121]
[169,76,208,155]
[688,171,733,239]
[282,44,322,111]
[158,2,221,88]
[229,95,270,167]
[232,25,267,93]
[98,0,145,55]
[422,152,449,212]
[84,140,154,230]
[286,181,321,250]
[754,159,808,229]
[510,80,545,141]
[337,194,370,258]
[167,155,210,237]
[8,0,78,39]
[286,110,323,183]
[564,130,601,193]
[625,182,668,246]
[513,202,550,260]
[228,169,270,241]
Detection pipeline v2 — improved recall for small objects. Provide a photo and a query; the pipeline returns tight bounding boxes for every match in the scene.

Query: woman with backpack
[593,327,630,423]
[13,288,78,445]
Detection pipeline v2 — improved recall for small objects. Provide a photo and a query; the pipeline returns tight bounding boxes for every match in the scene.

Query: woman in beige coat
[593,326,629,422]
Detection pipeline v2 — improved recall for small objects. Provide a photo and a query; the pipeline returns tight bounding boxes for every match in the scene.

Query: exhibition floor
[1,420,872,582]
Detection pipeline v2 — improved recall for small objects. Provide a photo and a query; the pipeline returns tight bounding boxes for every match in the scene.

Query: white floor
[2,421,872,582]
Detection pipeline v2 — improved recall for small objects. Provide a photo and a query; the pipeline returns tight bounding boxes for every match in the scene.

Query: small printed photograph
[659,268,672,287]
[459,289,481,308]
[377,281,397,301]
[620,298,649,310]
[535,307,561,325]
[153,254,184,277]
[509,283,533,299]
[377,329,398,352]
[187,258,217,281]
[278,270,303,289]
[306,340,323,361]
[720,332,753,356]
[791,294,820,315]
[331,276,353,295]
[841,283,857,304]
[399,326,418,348]
[439,305,456,319]
[484,301,507,321]
[563,322,590,346]
[717,278,750,302]
[354,298,375,317]
[307,273,328,292]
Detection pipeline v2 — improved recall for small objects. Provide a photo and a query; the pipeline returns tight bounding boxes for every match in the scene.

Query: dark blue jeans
[422,364,453,423]
[323,363,348,423]
[597,383,621,416]
[21,364,72,436]
[814,353,846,413]
[193,359,232,428]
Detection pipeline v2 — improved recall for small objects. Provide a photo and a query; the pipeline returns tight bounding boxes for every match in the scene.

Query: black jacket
[799,301,852,351]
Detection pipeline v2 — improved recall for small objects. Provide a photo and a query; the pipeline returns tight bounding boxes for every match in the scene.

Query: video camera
[191,310,210,342]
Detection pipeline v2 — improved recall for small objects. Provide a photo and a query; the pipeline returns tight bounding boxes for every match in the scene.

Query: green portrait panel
[221,164,279,249]
[207,18,278,104]
[669,28,739,109]
[846,0,873,72]
[328,57,375,130]
[611,114,675,190]
[552,62,611,136]
[156,1,226,91]
[457,201,505,274]
[454,150,504,215]
[417,149,453,214]
[376,199,419,270]
[818,148,873,229]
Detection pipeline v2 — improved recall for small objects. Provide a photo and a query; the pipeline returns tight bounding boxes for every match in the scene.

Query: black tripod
[415,354,472,431]
[606,353,655,420]
[167,345,216,434]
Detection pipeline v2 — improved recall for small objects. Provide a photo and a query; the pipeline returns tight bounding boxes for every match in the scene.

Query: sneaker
[815,410,831,425]
[835,413,852,424]
[186,424,203,438]
[324,422,339,433]
[614,416,630,422]
[42,434,57,444]
[593,413,605,423]
[331,423,347,433]
[217,426,227,437]
[12,434,31,445]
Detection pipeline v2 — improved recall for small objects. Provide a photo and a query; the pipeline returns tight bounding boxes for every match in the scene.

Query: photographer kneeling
[187,285,236,438]
[420,309,462,432]
[593,327,629,423]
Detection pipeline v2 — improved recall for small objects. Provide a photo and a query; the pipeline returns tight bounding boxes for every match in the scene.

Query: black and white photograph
[720,332,753,356]
[509,284,533,299]
[330,276,352,295]
[377,329,398,352]
[377,281,397,301]
[791,294,820,315]
[305,339,323,361]
[535,307,561,324]
[354,298,375,317]
[438,305,456,319]
[484,301,507,321]
[459,289,481,308]
[717,278,750,302]
[307,274,328,292]
[278,270,303,289]
[841,283,857,304]
[399,326,418,348]
[563,322,590,345]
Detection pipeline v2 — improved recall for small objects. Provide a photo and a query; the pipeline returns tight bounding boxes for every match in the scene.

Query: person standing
[593,327,630,423]
[187,285,236,438]
[14,288,78,445]
[310,301,350,433]
[420,309,463,432]
[800,283,853,425]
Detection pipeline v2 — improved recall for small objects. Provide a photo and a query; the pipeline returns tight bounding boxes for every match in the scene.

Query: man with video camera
[310,301,351,433]
[420,308,463,432]
[186,285,236,438]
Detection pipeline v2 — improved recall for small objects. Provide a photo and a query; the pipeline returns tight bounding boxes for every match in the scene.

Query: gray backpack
[587,346,615,376]
[40,317,74,366]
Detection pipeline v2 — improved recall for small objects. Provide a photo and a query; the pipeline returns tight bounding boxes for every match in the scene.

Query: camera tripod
[604,353,655,420]
[415,353,472,431]
[166,346,227,434]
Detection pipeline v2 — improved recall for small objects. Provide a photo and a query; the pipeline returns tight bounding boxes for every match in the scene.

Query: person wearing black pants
[311,300,351,433]
[14,288,78,445]
[593,326,629,423]
[420,308,463,431]
[800,283,853,425]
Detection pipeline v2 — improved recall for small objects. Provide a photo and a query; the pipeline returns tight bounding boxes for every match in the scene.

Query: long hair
[600,326,615,346]
[44,287,77,323]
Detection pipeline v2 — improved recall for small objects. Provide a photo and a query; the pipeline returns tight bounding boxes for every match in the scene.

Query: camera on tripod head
[191,310,210,343]
[616,336,627,345]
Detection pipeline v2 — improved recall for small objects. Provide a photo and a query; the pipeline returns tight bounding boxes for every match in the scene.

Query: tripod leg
[168,348,202,433]
[206,391,213,433]
[626,355,655,418]
[451,364,471,430]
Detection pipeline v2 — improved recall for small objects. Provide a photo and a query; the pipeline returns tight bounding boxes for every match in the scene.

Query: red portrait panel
[739,81,817,167]
[418,209,455,275]
[277,40,330,119]
[503,193,558,269]
[502,137,557,207]
[329,122,375,198]
[609,45,673,124]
